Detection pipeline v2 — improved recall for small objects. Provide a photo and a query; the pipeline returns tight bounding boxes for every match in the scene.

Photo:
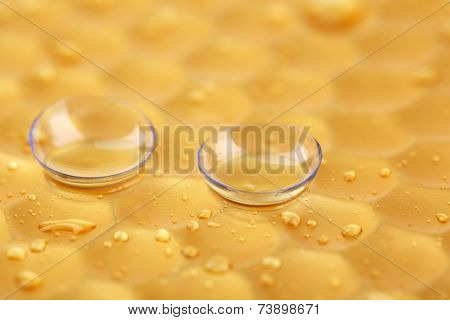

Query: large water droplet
[38,219,96,235]
[280,211,301,227]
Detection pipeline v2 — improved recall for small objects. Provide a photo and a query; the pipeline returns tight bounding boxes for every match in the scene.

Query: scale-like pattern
[0,0,449,299]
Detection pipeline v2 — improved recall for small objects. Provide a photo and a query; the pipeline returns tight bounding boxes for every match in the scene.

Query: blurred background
[0,0,449,300]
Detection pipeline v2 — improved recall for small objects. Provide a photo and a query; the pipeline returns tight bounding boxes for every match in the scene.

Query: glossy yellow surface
[0,0,449,300]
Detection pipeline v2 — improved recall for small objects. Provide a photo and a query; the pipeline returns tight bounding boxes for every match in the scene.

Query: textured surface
[0,0,449,300]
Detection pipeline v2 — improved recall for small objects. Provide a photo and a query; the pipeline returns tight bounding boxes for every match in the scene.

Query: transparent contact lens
[29,96,156,187]
[197,126,322,206]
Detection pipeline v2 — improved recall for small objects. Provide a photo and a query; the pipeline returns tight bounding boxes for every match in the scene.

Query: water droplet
[207,222,220,228]
[103,241,112,248]
[306,219,318,228]
[304,0,363,31]
[261,256,282,270]
[113,230,129,243]
[188,89,206,104]
[165,247,173,257]
[6,246,27,261]
[15,270,42,290]
[28,194,37,201]
[181,245,199,259]
[260,273,275,288]
[318,235,329,245]
[341,224,363,237]
[204,280,214,289]
[181,194,189,201]
[7,161,19,171]
[39,219,96,235]
[411,66,438,86]
[265,2,293,28]
[431,155,441,163]
[343,170,356,182]
[435,213,448,224]
[186,220,199,231]
[198,209,212,219]
[280,211,301,227]
[155,228,171,243]
[52,40,81,63]
[29,239,48,253]
[371,269,381,279]
[29,64,56,85]
[329,277,342,288]
[204,256,232,274]
[153,170,163,177]
[379,168,392,178]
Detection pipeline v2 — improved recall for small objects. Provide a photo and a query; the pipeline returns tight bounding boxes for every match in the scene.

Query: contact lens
[197,126,322,206]
[29,96,156,187]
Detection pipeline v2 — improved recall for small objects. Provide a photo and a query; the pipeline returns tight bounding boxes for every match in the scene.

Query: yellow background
[0,0,449,299]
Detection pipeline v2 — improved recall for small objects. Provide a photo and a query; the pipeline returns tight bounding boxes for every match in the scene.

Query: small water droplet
[343,170,357,182]
[261,256,282,270]
[411,66,438,86]
[181,245,199,259]
[112,271,125,281]
[153,170,162,177]
[6,246,27,261]
[29,239,48,253]
[435,213,448,224]
[15,270,42,290]
[103,241,112,248]
[198,209,212,219]
[39,219,96,235]
[318,235,329,245]
[207,222,220,228]
[280,211,301,227]
[28,194,37,201]
[306,219,318,228]
[204,280,214,289]
[188,88,206,104]
[155,228,171,243]
[29,64,56,85]
[260,273,275,288]
[186,220,200,231]
[165,247,173,257]
[341,224,363,237]
[204,256,232,274]
[379,168,391,178]
[7,161,19,171]
[304,0,363,31]
[431,155,441,163]
[181,194,189,201]
[329,277,341,288]
[371,269,381,279]
[113,230,129,243]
